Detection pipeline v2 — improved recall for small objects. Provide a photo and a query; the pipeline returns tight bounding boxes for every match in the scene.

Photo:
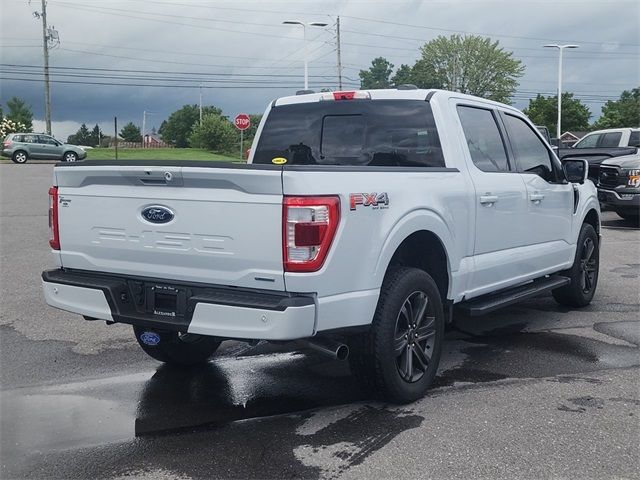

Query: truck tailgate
[54,164,285,290]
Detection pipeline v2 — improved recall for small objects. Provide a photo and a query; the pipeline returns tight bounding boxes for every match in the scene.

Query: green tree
[593,87,640,129]
[411,34,524,103]
[188,114,236,153]
[523,93,591,134]
[6,97,33,131]
[159,104,222,147]
[359,57,395,89]
[89,124,103,147]
[120,122,142,142]
[67,123,91,145]
[391,64,414,87]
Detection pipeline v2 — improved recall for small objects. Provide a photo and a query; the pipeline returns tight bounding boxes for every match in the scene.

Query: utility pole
[142,110,146,148]
[36,0,52,135]
[336,16,343,90]
[199,83,203,124]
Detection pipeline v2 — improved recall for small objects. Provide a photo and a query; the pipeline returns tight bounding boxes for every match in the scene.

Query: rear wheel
[12,151,28,164]
[552,223,599,307]
[133,326,221,366]
[349,267,444,403]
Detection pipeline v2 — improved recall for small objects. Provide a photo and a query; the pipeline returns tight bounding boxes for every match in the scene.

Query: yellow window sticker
[271,157,287,165]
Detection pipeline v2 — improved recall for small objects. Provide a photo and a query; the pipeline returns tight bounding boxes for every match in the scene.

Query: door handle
[529,193,545,203]
[480,194,498,205]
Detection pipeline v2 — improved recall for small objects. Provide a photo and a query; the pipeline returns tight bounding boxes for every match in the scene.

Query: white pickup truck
[42,88,601,402]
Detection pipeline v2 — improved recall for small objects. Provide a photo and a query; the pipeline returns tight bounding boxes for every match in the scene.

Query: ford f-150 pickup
[42,88,601,402]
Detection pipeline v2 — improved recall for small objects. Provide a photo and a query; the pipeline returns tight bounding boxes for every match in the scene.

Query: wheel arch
[62,150,78,160]
[583,208,600,237]
[375,210,455,300]
[12,149,28,158]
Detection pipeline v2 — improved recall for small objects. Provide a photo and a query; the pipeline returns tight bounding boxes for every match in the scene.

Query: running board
[456,276,571,317]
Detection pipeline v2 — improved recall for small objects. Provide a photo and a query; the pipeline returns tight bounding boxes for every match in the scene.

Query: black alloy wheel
[394,291,437,383]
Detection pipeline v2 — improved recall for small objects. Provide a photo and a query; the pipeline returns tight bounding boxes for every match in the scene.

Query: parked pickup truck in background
[573,128,640,149]
[597,153,640,222]
[42,88,601,403]
[558,128,639,182]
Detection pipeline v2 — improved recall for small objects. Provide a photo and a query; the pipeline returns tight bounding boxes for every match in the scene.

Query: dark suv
[2,133,87,164]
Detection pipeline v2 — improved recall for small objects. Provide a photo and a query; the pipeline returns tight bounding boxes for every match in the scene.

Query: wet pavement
[1,164,639,479]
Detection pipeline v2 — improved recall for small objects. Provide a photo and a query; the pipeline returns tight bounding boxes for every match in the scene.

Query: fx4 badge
[349,192,390,211]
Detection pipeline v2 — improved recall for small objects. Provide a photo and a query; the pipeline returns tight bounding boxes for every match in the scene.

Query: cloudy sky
[1,0,638,140]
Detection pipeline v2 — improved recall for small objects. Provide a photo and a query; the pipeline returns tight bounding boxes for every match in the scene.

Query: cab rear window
[253,100,445,167]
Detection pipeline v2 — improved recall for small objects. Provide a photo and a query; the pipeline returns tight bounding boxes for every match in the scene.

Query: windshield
[253,100,445,167]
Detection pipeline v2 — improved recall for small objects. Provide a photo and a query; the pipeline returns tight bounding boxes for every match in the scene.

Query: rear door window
[457,106,510,172]
[22,134,38,144]
[253,100,445,167]
[38,135,58,145]
[599,132,622,147]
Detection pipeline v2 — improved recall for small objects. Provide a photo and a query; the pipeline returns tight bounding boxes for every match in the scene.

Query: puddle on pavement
[0,392,135,457]
[3,321,639,461]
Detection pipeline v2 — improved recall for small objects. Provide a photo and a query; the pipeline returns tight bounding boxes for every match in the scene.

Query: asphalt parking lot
[1,163,639,479]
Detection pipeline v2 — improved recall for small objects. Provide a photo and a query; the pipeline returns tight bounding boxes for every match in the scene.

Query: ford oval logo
[141,206,174,224]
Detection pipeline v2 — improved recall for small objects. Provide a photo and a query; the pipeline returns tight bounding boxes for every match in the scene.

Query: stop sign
[234,113,250,131]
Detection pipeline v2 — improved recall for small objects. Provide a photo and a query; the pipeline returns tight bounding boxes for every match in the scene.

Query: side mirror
[563,158,589,184]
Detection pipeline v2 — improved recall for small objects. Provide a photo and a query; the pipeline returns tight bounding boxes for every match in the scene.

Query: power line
[0,63,357,80]
[340,14,640,48]
[0,69,359,86]
[63,0,638,48]
[0,76,358,89]
[51,1,334,43]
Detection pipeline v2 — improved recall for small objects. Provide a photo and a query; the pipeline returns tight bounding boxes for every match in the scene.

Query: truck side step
[456,275,570,317]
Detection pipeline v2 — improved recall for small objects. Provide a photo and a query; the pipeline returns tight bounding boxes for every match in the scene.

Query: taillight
[283,196,340,272]
[48,186,60,250]
[2,139,11,148]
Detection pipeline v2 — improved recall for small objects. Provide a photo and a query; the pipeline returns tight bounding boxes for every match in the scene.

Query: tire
[63,151,78,162]
[349,267,444,404]
[552,223,599,307]
[11,150,28,164]
[133,326,221,366]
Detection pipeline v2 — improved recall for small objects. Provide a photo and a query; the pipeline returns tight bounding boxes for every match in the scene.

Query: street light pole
[142,111,154,148]
[283,20,329,90]
[543,44,579,140]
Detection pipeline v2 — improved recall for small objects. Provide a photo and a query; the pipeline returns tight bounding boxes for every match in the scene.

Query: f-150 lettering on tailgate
[91,226,233,254]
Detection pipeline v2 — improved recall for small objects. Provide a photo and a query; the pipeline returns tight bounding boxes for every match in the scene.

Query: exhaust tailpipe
[298,337,349,361]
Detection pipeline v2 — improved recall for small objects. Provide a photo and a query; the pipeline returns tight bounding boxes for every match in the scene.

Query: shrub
[188,114,237,153]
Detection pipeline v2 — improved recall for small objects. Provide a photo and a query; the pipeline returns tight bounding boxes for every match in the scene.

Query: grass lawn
[85,148,238,162]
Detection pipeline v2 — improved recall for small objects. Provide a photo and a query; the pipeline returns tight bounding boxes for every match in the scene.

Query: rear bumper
[42,269,316,340]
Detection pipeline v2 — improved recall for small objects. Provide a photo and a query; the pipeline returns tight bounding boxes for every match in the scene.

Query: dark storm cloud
[1,0,638,139]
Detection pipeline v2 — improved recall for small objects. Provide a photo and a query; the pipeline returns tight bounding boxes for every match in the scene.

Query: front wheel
[349,267,444,403]
[133,326,221,366]
[63,151,78,162]
[552,223,599,307]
